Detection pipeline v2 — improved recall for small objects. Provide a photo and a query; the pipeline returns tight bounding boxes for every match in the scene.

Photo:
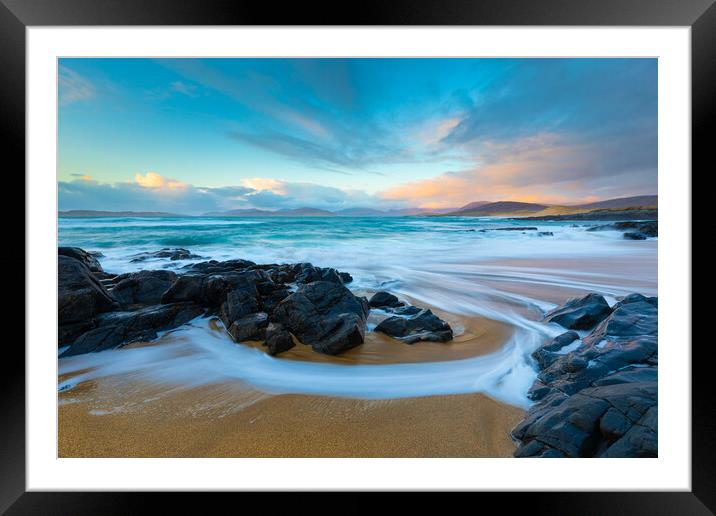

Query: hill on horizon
[442,195,657,218]
[447,201,549,217]
[571,195,657,210]
[202,207,336,217]
[59,195,657,218]
[59,210,185,218]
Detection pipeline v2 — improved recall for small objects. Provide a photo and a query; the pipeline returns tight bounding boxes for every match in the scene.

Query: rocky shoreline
[512,292,658,457]
[58,247,454,358]
[58,246,658,458]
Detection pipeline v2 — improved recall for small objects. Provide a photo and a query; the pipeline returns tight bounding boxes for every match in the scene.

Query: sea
[58,216,657,407]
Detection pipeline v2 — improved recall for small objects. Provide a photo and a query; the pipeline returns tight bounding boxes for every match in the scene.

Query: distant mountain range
[202,207,336,217]
[59,195,657,219]
[201,206,459,217]
[59,210,184,218]
[441,195,657,217]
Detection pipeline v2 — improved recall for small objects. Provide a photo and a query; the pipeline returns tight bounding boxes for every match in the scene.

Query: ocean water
[58,216,657,407]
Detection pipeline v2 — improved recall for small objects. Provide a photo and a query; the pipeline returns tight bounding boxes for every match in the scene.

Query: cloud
[134,172,187,189]
[380,131,657,208]
[160,59,422,172]
[59,173,406,214]
[59,65,95,106]
[60,59,657,207]
[157,58,656,192]
[169,80,200,97]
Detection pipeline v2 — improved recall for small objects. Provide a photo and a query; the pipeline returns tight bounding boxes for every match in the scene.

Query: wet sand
[59,379,523,458]
[472,254,658,306]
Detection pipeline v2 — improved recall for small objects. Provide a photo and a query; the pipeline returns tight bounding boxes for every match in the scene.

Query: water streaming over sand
[58,216,657,407]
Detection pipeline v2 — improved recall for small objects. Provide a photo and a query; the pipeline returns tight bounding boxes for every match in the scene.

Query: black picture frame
[2,0,707,512]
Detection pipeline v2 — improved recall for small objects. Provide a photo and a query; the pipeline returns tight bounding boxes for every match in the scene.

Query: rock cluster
[130,247,205,262]
[369,291,454,343]
[58,248,453,358]
[513,293,658,458]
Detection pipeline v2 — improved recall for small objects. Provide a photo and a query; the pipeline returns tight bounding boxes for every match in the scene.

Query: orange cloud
[135,172,187,190]
[379,133,597,208]
[240,177,286,194]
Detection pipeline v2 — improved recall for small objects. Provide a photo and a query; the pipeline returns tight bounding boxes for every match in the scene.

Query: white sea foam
[58,318,546,408]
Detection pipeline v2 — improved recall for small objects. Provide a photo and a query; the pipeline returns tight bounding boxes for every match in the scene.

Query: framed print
[3,0,709,512]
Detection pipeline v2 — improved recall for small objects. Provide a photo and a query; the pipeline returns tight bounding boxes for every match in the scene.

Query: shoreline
[58,297,523,458]
[57,238,657,458]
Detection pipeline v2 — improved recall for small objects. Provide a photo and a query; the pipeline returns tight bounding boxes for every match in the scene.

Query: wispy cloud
[169,80,200,97]
[59,65,95,106]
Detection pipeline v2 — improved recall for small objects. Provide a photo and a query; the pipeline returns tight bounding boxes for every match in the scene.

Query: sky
[58,58,657,214]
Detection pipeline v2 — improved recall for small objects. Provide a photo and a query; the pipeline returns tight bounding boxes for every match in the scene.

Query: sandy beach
[58,305,523,458]
[59,381,523,458]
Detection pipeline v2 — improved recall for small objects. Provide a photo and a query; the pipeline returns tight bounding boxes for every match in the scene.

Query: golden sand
[59,379,523,458]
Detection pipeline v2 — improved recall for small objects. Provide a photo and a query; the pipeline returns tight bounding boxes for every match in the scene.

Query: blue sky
[58,58,657,214]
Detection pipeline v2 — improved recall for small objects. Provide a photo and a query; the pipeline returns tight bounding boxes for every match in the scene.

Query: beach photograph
[57,57,658,458]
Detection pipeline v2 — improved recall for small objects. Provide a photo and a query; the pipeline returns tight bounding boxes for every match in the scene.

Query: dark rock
[538,231,554,236]
[374,309,453,344]
[59,247,104,272]
[582,299,658,348]
[601,405,658,458]
[587,220,657,238]
[515,292,659,458]
[389,305,422,316]
[592,366,658,386]
[536,334,657,397]
[111,270,177,307]
[369,291,403,308]
[294,265,341,285]
[186,258,256,274]
[514,381,657,458]
[161,269,267,310]
[531,331,580,369]
[544,293,612,330]
[293,263,322,284]
[260,287,292,315]
[227,312,268,341]
[526,380,554,401]
[272,281,369,355]
[616,293,658,308]
[218,278,261,328]
[264,322,295,356]
[319,268,343,284]
[58,319,96,347]
[160,273,204,304]
[130,247,204,263]
[58,255,117,325]
[60,302,204,356]
[282,263,353,286]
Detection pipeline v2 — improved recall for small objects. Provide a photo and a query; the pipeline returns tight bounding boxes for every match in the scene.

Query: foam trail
[59,319,546,408]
